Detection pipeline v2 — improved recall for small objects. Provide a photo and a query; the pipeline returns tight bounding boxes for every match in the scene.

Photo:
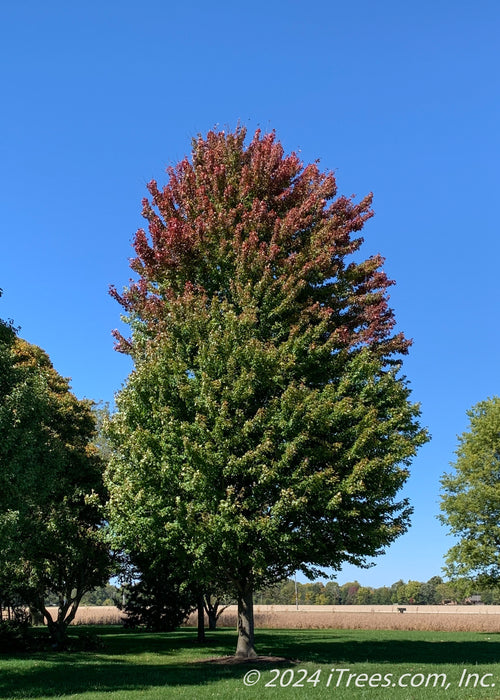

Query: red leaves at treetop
[111,126,409,362]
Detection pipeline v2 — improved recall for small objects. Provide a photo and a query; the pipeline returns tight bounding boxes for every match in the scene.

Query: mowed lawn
[1,626,500,699]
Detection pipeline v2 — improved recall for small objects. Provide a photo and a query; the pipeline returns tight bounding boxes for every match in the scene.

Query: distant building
[468,594,483,605]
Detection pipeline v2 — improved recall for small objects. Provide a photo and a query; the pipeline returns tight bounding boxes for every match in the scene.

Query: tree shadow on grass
[261,631,500,665]
[0,659,249,698]
[88,627,237,657]
[1,629,499,698]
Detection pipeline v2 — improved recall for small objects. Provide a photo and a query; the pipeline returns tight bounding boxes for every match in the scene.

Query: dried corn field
[44,606,124,626]
[186,605,500,633]
[41,604,500,632]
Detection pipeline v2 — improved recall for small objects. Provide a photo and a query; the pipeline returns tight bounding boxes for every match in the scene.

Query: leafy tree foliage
[397,580,423,604]
[371,586,393,605]
[46,583,121,607]
[107,127,428,657]
[0,324,111,646]
[439,396,500,585]
[0,290,17,406]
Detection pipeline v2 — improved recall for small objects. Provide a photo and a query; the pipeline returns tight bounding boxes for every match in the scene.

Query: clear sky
[1,0,499,589]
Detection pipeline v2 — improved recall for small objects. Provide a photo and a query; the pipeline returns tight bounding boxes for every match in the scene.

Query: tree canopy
[439,396,500,585]
[106,127,428,657]
[0,316,111,645]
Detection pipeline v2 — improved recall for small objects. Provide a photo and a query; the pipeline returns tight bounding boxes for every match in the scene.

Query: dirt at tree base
[197,655,297,665]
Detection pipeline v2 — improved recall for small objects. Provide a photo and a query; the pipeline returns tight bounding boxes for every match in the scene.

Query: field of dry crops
[44,606,124,625]
[186,605,500,633]
[43,604,500,632]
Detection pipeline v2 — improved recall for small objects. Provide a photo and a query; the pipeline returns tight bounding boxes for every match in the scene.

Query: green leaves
[439,396,500,584]
[0,334,112,640]
[107,128,428,654]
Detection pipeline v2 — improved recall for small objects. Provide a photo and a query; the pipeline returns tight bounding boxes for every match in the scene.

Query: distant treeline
[45,584,120,608]
[255,577,500,606]
[67,577,500,608]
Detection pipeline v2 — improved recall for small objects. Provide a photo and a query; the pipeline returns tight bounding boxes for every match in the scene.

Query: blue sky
[1,0,499,589]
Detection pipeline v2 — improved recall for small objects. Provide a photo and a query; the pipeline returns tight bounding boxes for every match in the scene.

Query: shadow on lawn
[263,631,500,665]
[0,629,499,698]
[0,658,247,698]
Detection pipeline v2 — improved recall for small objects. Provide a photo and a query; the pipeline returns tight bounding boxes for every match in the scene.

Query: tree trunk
[207,607,217,630]
[37,600,70,649]
[47,618,69,648]
[235,583,257,658]
[43,606,69,649]
[62,592,85,628]
[30,607,44,626]
[203,594,222,630]
[197,596,206,642]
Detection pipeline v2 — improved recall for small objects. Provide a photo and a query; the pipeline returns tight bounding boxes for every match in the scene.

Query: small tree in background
[107,127,428,657]
[439,396,500,586]
[0,321,112,647]
[117,553,196,632]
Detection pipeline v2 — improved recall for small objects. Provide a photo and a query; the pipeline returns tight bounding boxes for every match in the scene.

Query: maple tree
[0,315,111,646]
[107,127,427,657]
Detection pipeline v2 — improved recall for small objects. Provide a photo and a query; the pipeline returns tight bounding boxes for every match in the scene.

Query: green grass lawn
[0,626,499,699]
